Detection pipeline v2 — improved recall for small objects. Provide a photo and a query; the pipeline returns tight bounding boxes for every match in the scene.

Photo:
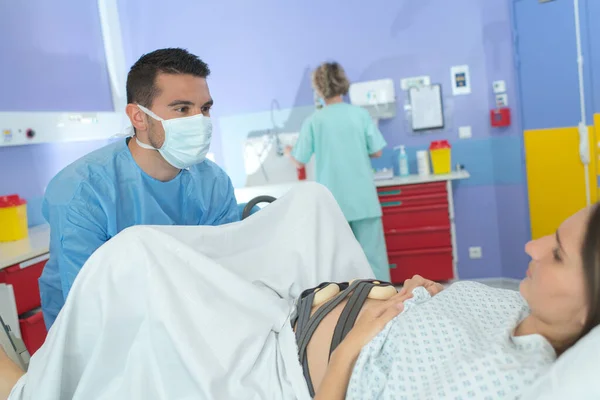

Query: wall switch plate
[469,247,482,259]
[459,126,472,139]
[495,94,508,107]
[493,80,506,93]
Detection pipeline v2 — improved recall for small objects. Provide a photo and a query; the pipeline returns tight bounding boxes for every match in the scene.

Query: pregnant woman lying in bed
[307,203,600,399]
[1,183,599,400]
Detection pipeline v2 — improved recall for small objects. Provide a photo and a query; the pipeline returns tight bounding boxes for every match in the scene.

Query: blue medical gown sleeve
[292,118,315,164]
[364,113,387,154]
[205,175,240,225]
[40,185,108,327]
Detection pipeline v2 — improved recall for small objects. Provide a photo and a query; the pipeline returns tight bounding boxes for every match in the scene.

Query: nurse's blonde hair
[312,62,350,100]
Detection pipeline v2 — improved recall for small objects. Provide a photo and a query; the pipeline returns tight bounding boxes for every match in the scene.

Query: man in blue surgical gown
[39,48,240,329]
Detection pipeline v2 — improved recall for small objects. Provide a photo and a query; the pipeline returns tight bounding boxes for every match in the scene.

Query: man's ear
[126,104,148,133]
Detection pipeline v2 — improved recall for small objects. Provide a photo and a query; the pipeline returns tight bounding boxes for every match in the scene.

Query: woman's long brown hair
[580,203,600,338]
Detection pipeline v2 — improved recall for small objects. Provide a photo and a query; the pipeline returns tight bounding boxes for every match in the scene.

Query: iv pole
[573,0,591,206]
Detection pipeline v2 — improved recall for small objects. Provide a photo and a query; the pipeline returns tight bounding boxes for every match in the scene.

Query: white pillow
[520,325,600,399]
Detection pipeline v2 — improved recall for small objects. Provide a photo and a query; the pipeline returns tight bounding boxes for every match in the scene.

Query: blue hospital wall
[116,0,529,279]
[511,0,598,130]
[511,0,600,240]
[0,0,529,280]
[0,1,115,226]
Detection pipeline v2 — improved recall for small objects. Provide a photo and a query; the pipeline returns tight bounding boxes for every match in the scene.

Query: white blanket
[10,182,374,400]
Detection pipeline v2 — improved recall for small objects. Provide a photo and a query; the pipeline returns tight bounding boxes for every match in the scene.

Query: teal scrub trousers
[350,217,390,281]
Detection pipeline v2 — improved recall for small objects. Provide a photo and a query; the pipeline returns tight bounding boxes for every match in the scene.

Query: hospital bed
[4,191,599,399]
[1,314,29,372]
[240,195,277,220]
[4,290,600,400]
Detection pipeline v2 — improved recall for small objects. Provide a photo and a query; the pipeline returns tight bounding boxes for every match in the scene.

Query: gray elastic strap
[329,281,395,357]
[294,292,314,343]
[329,282,374,357]
[295,293,316,396]
[296,281,361,397]
[297,280,363,360]
[294,282,335,342]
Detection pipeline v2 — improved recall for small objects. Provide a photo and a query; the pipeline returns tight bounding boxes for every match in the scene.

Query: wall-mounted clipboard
[409,84,445,131]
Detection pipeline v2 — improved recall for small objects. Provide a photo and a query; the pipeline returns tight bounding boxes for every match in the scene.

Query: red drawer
[19,310,47,355]
[0,255,48,315]
[388,248,454,284]
[380,193,448,209]
[385,226,451,252]
[382,204,450,230]
[378,181,447,197]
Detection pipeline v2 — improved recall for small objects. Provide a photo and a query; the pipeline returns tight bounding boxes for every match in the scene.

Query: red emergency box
[490,108,511,127]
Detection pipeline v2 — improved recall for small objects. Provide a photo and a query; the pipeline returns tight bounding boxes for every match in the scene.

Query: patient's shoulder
[446,280,522,299]
[438,281,528,326]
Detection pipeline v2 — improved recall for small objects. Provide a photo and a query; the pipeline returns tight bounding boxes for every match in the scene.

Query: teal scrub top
[39,138,239,329]
[292,103,387,222]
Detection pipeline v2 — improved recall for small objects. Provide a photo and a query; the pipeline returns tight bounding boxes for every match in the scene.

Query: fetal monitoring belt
[292,279,396,397]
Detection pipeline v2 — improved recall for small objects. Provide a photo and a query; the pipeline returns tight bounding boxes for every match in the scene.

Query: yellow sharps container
[0,195,28,242]
[429,140,452,174]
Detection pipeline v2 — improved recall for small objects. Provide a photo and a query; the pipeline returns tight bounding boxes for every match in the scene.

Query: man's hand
[398,274,445,298]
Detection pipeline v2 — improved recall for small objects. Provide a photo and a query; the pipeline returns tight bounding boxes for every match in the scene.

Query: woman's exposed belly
[303,297,386,392]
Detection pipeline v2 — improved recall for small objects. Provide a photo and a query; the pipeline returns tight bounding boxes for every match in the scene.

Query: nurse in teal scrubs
[285,62,390,281]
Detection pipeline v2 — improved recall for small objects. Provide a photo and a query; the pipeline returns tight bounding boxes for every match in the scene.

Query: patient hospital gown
[9,182,374,400]
[346,281,557,400]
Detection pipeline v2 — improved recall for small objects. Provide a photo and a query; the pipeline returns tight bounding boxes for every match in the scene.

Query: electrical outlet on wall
[459,126,472,139]
[469,247,482,259]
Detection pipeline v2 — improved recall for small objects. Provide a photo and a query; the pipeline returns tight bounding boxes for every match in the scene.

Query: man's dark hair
[126,48,210,107]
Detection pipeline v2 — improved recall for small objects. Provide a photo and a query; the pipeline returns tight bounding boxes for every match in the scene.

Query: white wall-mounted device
[349,79,396,120]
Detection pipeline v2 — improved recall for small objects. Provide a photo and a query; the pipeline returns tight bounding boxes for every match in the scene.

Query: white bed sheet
[10,182,374,400]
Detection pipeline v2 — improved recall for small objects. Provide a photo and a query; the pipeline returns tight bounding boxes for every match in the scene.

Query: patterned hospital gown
[346,281,556,400]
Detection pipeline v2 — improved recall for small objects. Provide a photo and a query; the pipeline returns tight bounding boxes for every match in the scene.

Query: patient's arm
[313,341,359,400]
[0,347,24,400]
[314,293,408,400]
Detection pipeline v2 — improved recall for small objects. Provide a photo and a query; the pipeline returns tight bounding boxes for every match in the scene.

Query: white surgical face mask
[135,104,212,169]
